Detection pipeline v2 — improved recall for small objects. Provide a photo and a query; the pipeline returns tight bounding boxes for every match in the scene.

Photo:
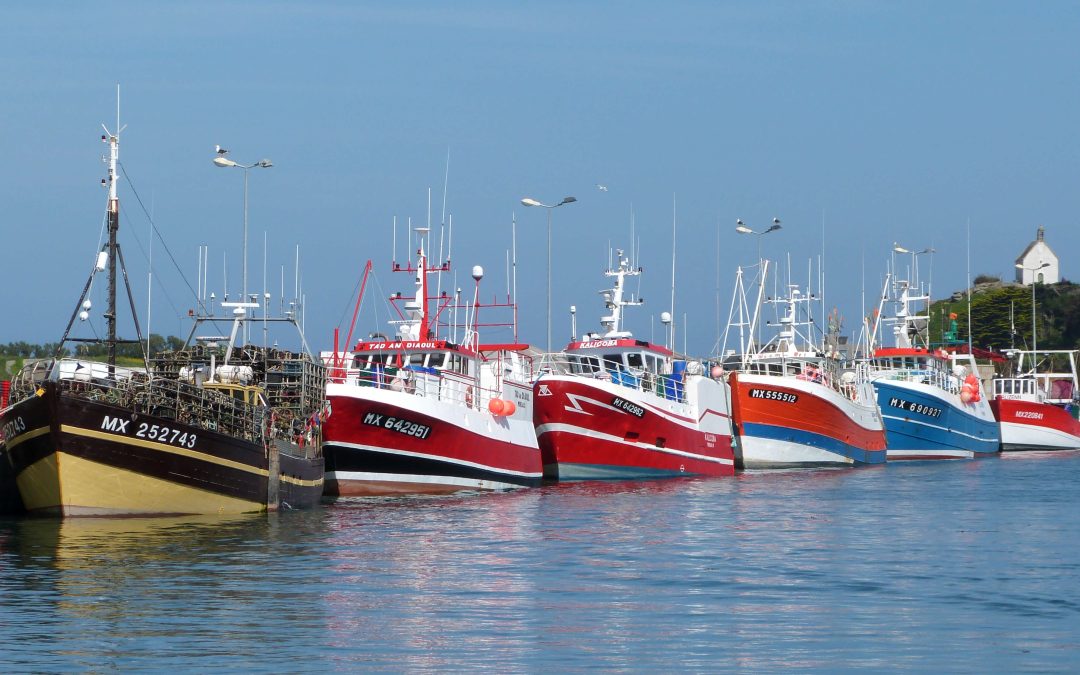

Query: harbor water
[2,452,1079,671]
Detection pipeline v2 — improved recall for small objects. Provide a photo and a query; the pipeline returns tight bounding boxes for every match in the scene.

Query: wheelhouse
[346,339,477,381]
[993,377,1040,401]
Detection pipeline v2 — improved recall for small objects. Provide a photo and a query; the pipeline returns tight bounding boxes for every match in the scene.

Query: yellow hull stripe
[60,424,270,478]
[281,474,324,487]
[18,452,264,515]
[4,426,51,451]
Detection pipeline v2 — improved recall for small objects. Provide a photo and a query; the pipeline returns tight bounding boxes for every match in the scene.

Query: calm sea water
[2,452,1079,672]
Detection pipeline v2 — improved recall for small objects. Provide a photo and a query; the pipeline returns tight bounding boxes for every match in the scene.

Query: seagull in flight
[596,183,608,192]
[215,144,229,155]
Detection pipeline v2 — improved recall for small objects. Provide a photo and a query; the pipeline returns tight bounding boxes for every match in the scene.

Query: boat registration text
[362,412,432,439]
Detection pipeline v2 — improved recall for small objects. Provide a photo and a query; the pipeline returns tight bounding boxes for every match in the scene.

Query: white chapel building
[1015,226,1060,285]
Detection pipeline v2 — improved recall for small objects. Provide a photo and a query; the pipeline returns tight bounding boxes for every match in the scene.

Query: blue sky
[3,2,1079,356]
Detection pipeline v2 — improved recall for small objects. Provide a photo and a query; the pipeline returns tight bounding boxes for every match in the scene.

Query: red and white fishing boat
[723,262,887,468]
[992,349,1080,451]
[532,249,736,480]
[321,227,542,495]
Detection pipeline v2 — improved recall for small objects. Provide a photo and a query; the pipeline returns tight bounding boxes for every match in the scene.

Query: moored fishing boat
[866,247,999,459]
[532,249,735,480]
[321,227,542,495]
[0,112,325,516]
[723,262,886,469]
[992,349,1080,451]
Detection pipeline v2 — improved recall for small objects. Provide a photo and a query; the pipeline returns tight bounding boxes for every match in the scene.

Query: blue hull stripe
[740,422,887,465]
[874,382,999,455]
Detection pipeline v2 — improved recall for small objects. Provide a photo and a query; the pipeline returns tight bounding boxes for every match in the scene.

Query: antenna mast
[104,88,123,367]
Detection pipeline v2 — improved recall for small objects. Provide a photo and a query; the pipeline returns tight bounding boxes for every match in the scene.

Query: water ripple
[2,456,1080,670]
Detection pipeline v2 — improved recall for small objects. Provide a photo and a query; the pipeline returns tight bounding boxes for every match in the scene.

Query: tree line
[929,279,1080,353]
[0,335,187,360]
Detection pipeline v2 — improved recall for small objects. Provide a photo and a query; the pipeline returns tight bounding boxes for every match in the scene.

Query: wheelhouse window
[428,352,449,369]
[626,352,644,370]
[569,355,602,374]
[603,354,624,372]
[644,354,660,374]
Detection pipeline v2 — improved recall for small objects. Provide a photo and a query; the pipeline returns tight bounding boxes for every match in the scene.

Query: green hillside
[927,279,1080,352]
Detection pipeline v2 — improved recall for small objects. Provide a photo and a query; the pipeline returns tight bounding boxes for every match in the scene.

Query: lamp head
[735,225,753,235]
[521,198,542,208]
[213,157,240,168]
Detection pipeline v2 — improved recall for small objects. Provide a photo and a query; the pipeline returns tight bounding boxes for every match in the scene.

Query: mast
[599,250,643,338]
[104,110,121,367]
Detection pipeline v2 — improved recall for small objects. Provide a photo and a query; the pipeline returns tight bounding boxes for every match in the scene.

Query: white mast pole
[669,194,676,350]
[147,192,153,355]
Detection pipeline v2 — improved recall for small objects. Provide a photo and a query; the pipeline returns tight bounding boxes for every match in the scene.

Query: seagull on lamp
[215,144,229,155]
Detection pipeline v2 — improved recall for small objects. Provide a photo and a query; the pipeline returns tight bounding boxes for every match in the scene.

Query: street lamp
[213,153,272,343]
[892,242,936,292]
[735,217,782,264]
[1015,261,1051,353]
[736,218,782,348]
[210,153,270,332]
[892,243,935,256]
[521,195,577,351]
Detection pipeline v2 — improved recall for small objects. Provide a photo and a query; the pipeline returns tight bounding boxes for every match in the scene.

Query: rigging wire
[119,163,200,306]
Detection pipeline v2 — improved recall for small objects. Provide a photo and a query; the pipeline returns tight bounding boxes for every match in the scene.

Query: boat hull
[0,441,25,515]
[729,373,887,469]
[532,375,735,480]
[0,384,322,516]
[991,398,1080,451]
[874,380,1000,459]
[323,382,542,496]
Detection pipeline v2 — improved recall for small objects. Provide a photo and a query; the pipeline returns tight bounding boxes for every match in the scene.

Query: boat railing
[46,358,265,443]
[733,355,847,393]
[536,352,687,403]
[867,362,960,394]
[334,362,510,411]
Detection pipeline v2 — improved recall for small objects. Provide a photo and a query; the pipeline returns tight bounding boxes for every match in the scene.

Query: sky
[3,1,1079,357]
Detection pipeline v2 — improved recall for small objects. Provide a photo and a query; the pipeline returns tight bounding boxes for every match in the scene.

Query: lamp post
[892,243,936,346]
[213,153,272,321]
[891,243,936,278]
[1016,261,1051,353]
[736,218,781,347]
[735,217,782,265]
[521,195,577,351]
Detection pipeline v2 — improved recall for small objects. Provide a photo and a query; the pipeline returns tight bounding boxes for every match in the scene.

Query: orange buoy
[488,398,506,415]
[502,400,516,416]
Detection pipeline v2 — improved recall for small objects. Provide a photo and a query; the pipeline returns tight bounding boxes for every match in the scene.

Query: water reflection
[1,457,1078,670]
